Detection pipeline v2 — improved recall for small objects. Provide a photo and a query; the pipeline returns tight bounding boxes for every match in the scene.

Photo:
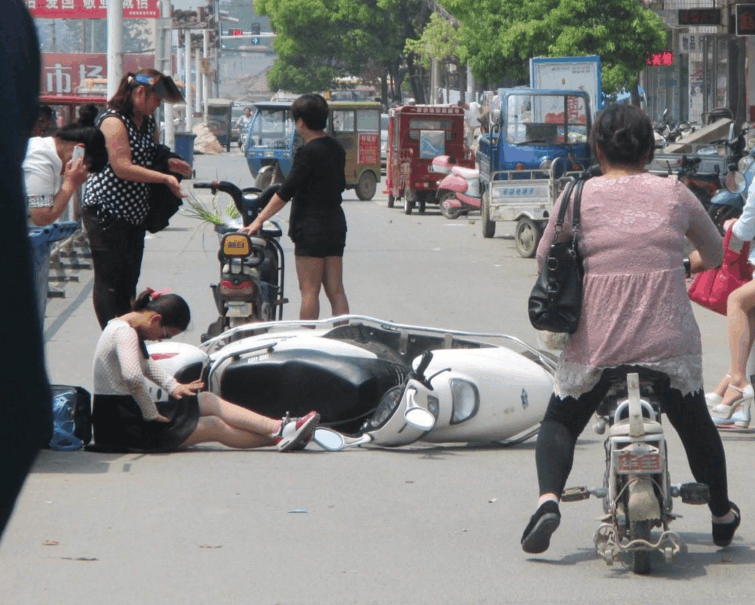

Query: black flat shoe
[713,502,741,548]
[521,500,561,554]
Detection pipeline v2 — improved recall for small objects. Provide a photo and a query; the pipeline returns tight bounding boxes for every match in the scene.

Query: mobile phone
[72,145,85,163]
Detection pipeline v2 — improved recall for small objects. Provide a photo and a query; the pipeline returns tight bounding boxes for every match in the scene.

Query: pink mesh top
[537,173,723,399]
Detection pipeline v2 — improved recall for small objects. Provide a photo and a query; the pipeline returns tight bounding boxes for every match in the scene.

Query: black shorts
[293,231,346,258]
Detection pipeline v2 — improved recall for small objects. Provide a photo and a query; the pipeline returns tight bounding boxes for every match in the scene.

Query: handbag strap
[554,178,577,232]
[570,178,585,236]
[554,175,586,235]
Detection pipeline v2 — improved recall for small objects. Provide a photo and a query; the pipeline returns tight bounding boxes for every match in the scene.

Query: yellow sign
[222,233,251,257]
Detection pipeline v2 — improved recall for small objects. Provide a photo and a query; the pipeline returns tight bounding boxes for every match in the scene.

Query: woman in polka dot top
[82,69,190,329]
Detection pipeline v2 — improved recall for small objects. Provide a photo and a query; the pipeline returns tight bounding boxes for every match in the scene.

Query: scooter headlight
[738,155,754,172]
[363,386,403,431]
[539,159,552,171]
[450,379,479,424]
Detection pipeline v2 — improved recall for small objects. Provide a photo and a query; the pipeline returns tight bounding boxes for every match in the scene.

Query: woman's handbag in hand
[528,177,586,334]
[688,224,752,315]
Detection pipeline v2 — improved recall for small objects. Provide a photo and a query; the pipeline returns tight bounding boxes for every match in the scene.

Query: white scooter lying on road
[562,370,710,574]
[146,316,555,445]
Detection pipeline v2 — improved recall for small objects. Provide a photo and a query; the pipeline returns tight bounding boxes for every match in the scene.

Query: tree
[255,0,430,104]
[438,0,667,99]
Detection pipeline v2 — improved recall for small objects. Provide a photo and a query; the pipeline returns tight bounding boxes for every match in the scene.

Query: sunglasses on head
[130,73,185,104]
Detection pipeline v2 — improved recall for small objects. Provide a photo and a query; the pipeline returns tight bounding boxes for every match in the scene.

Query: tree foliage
[256,0,430,102]
[441,0,668,94]
[255,0,668,100]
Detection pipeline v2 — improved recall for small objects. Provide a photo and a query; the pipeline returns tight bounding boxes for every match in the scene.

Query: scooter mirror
[725,170,747,194]
[404,407,436,431]
[312,428,346,451]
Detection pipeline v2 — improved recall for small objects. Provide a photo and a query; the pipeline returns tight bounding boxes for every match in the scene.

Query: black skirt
[90,394,199,453]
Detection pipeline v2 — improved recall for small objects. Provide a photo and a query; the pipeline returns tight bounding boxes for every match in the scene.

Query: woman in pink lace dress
[521,104,740,554]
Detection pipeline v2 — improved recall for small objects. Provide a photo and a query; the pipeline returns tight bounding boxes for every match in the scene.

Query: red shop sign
[26,0,161,19]
[42,53,156,97]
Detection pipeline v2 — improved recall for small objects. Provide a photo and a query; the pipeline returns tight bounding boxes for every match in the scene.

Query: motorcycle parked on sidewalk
[561,370,710,574]
[145,316,555,439]
[192,181,287,341]
[707,133,755,233]
[430,155,481,219]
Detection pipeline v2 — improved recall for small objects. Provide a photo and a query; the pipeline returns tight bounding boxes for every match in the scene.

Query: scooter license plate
[618,452,661,473]
[226,303,253,318]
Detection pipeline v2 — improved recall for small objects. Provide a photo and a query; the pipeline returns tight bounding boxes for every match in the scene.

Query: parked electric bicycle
[192,181,287,341]
[562,370,710,574]
[708,133,755,233]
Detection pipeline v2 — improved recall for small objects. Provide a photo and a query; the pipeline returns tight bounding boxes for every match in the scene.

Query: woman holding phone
[23,104,107,227]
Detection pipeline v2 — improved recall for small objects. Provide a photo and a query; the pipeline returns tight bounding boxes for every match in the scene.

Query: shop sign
[42,53,155,96]
[736,4,755,36]
[645,51,674,67]
[679,34,700,54]
[26,0,160,19]
[678,9,722,26]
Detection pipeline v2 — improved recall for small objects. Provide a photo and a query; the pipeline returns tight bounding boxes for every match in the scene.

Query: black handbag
[144,144,185,234]
[528,176,586,334]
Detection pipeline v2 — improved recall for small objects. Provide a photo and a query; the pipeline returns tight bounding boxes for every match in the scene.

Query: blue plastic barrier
[27,221,78,326]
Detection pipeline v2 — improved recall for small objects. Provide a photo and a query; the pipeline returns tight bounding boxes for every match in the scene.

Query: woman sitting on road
[91,288,320,453]
[520,103,740,554]
[23,104,107,227]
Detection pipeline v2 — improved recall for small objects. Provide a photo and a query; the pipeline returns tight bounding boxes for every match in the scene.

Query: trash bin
[174,132,196,168]
[27,221,78,327]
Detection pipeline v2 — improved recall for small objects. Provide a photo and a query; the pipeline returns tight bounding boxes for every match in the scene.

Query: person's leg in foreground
[521,376,740,554]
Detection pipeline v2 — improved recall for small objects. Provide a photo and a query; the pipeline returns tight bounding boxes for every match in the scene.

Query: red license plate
[618,453,661,473]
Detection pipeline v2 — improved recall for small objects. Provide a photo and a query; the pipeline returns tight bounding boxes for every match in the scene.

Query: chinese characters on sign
[358,133,380,165]
[645,51,674,67]
[42,53,155,96]
[679,35,698,54]
[26,0,160,18]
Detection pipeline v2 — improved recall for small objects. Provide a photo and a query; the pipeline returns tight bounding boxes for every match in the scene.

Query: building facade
[644,0,752,124]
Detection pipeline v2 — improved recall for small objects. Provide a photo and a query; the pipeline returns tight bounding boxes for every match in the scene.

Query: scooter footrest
[679,482,710,505]
[562,486,591,502]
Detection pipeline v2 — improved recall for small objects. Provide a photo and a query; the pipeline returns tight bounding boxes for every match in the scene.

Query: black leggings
[83,207,146,329]
[536,366,730,517]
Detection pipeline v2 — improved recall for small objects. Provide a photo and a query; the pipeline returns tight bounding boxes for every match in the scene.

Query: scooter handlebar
[414,350,434,379]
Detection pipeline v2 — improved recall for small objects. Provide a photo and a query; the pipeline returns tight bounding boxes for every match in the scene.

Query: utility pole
[107,0,124,100]
[159,0,174,148]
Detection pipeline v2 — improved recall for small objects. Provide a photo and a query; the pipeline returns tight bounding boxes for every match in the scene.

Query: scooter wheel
[439,191,463,219]
[604,550,614,566]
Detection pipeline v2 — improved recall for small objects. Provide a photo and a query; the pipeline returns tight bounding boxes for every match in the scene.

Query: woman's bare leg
[180,416,273,449]
[322,255,349,317]
[295,256,325,320]
[197,391,278,435]
[721,281,755,406]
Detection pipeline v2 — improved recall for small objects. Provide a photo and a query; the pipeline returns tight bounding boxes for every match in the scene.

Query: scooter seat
[451,166,479,179]
[608,420,664,436]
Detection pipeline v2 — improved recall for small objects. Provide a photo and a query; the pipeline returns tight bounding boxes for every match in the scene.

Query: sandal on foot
[711,384,754,420]
[521,500,561,554]
[713,502,741,548]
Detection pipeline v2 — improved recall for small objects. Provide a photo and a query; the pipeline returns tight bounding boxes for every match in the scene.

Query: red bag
[688,225,753,315]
